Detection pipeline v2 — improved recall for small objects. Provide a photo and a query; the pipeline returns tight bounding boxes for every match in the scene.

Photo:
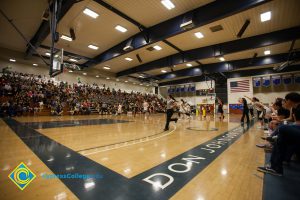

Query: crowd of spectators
[254,92,300,176]
[0,71,166,117]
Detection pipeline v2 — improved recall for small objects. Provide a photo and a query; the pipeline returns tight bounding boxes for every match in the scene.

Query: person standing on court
[164,95,178,131]
[240,97,250,124]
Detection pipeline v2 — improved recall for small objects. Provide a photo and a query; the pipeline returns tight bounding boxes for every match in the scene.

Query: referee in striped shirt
[164,95,178,131]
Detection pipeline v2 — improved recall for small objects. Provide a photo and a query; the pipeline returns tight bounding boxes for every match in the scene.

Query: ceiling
[0,0,300,86]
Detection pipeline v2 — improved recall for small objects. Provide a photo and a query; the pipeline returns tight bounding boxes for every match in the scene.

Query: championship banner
[180,86,185,93]
[294,74,300,84]
[262,76,271,87]
[272,75,281,86]
[282,74,293,85]
[253,77,261,87]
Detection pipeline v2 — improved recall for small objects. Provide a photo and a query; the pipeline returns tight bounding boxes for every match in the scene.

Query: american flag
[230,80,250,93]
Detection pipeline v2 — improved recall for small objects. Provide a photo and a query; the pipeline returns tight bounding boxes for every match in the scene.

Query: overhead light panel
[161,70,167,73]
[140,84,143,86]
[103,66,110,70]
[69,70,73,73]
[186,63,192,67]
[83,8,99,19]
[139,75,144,78]
[96,75,99,78]
[125,80,128,83]
[260,11,271,22]
[9,59,16,62]
[69,58,78,62]
[106,77,110,80]
[264,50,271,55]
[153,45,162,51]
[61,34,72,41]
[219,57,225,61]
[88,44,99,50]
[33,63,38,66]
[161,0,175,10]
[115,25,127,33]
[45,52,51,56]
[125,57,133,61]
[83,72,87,75]
[194,32,204,39]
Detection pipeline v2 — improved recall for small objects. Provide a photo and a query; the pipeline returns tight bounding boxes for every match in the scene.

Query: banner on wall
[262,76,271,87]
[180,86,185,92]
[272,75,281,86]
[283,74,293,85]
[295,74,300,84]
[253,77,261,87]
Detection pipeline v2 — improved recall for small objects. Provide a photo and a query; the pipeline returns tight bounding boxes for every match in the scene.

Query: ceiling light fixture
[115,25,127,33]
[45,52,51,56]
[96,75,99,78]
[33,63,38,66]
[88,44,99,50]
[161,70,167,73]
[219,57,225,61]
[9,59,16,62]
[186,63,192,67]
[153,45,162,51]
[161,0,175,10]
[69,58,78,62]
[194,32,204,38]
[106,77,110,79]
[60,35,72,41]
[260,11,271,22]
[264,50,271,55]
[103,66,110,70]
[125,57,133,61]
[83,72,87,75]
[69,70,73,73]
[83,8,99,19]
[125,80,128,83]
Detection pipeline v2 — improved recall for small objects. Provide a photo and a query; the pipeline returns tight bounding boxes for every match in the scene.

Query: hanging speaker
[70,28,76,40]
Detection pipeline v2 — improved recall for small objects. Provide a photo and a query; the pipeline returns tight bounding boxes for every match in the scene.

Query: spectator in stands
[257,92,300,176]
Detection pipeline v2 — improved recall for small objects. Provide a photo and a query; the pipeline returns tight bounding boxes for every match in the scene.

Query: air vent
[210,25,223,32]
[146,46,155,51]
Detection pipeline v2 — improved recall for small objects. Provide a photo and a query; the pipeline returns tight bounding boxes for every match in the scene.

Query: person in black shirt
[240,98,250,124]
[217,97,224,121]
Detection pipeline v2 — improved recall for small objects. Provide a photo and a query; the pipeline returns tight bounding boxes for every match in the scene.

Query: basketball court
[0,0,300,199]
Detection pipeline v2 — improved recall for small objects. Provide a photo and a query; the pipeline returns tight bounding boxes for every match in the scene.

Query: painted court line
[80,126,177,155]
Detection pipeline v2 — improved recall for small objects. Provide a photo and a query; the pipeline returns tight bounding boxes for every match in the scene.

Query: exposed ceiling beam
[117,26,300,77]
[25,0,79,57]
[39,44,92,62]
[85,0,271,67]
[159,64,300,86]
[155,52,300,80]
[93,0,146,30]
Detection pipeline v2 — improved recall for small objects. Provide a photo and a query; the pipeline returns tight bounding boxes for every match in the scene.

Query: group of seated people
[251,92,300,176]
[0,71,166,117]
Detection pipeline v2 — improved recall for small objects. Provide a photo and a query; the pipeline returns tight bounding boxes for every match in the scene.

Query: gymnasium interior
[0,0,300,199]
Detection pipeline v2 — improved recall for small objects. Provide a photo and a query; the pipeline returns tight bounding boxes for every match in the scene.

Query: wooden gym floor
[0,113,265,200]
